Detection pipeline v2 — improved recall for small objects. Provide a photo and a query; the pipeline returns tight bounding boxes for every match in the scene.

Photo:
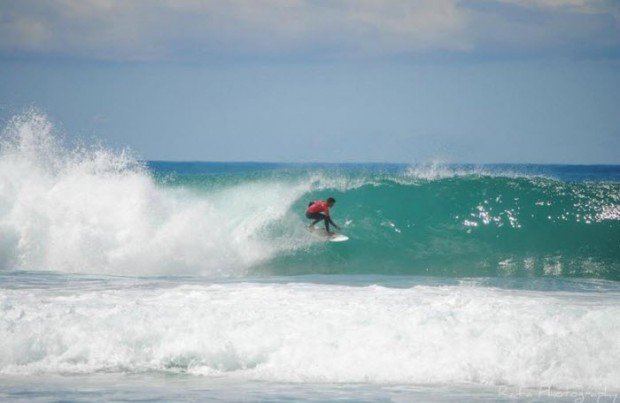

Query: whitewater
[1,112,619,401]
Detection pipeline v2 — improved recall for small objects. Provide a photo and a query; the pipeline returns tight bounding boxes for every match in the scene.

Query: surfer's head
[327,197,336,206]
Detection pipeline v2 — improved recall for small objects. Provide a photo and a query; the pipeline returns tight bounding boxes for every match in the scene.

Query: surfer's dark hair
[327,197,336,204]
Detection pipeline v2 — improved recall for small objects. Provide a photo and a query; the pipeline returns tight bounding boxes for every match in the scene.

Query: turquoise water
[1,113,619,401]
[150,161,620,280]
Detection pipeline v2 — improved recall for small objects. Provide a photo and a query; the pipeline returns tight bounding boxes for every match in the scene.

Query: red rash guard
[307,200,330,215]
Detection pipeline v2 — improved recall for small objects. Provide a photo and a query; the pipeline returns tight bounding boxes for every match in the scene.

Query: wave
[0,112,312,276]
[269,171,620,280]
[1,281,618,391]
[1,112,619,280]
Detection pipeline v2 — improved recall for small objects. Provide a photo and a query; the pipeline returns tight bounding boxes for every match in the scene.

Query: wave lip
[1,282,618,392]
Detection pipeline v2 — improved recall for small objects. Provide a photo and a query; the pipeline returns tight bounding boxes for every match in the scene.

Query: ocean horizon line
[144,160,620,167]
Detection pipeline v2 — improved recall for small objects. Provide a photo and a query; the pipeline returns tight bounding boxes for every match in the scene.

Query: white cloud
[0,0,471,60]
[493,0,620,26]
[0,0,617,61]
[472,0,620,52]
[498,0,605,12]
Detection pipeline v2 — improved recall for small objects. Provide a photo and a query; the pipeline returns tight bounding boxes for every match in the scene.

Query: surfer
[306,197,341,234]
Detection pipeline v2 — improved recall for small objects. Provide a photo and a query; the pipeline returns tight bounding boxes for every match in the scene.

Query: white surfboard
[308,227,349,242]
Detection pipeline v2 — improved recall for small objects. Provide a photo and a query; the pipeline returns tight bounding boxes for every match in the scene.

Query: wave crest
[0,111,310,275]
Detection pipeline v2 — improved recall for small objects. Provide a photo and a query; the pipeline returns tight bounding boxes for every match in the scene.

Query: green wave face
[266,175,620,280]
[4,112,617,280]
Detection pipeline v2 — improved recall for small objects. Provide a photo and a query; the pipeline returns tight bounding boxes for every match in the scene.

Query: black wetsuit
[306,202,337,232]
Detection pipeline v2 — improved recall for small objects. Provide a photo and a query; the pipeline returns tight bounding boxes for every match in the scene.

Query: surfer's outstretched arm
[325,215,340,232]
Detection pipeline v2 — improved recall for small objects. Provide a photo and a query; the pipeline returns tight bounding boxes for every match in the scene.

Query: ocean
[0,113,619,401]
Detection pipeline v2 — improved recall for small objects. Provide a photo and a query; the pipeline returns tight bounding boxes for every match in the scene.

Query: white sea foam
[0,282,618,391]
[404,162,487,181]
[402,162,556,182]
[0,112,311,275]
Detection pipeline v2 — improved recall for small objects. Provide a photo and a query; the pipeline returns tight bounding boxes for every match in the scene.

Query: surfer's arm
[327,216,340,230]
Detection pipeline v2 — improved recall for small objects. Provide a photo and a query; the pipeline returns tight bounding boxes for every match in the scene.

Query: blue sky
[0,0,619,163]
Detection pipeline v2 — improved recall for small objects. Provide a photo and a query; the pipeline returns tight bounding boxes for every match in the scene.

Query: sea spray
[0,112,311,275]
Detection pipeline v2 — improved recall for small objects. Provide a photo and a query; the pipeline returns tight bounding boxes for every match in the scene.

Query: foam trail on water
[0,282,618,391]
[0,112,310,275]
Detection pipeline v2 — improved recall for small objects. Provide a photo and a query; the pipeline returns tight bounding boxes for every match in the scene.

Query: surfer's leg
[322,214,330,232]
[312,217,324,229]
[306,212,325,228]
[326,216,337,233]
